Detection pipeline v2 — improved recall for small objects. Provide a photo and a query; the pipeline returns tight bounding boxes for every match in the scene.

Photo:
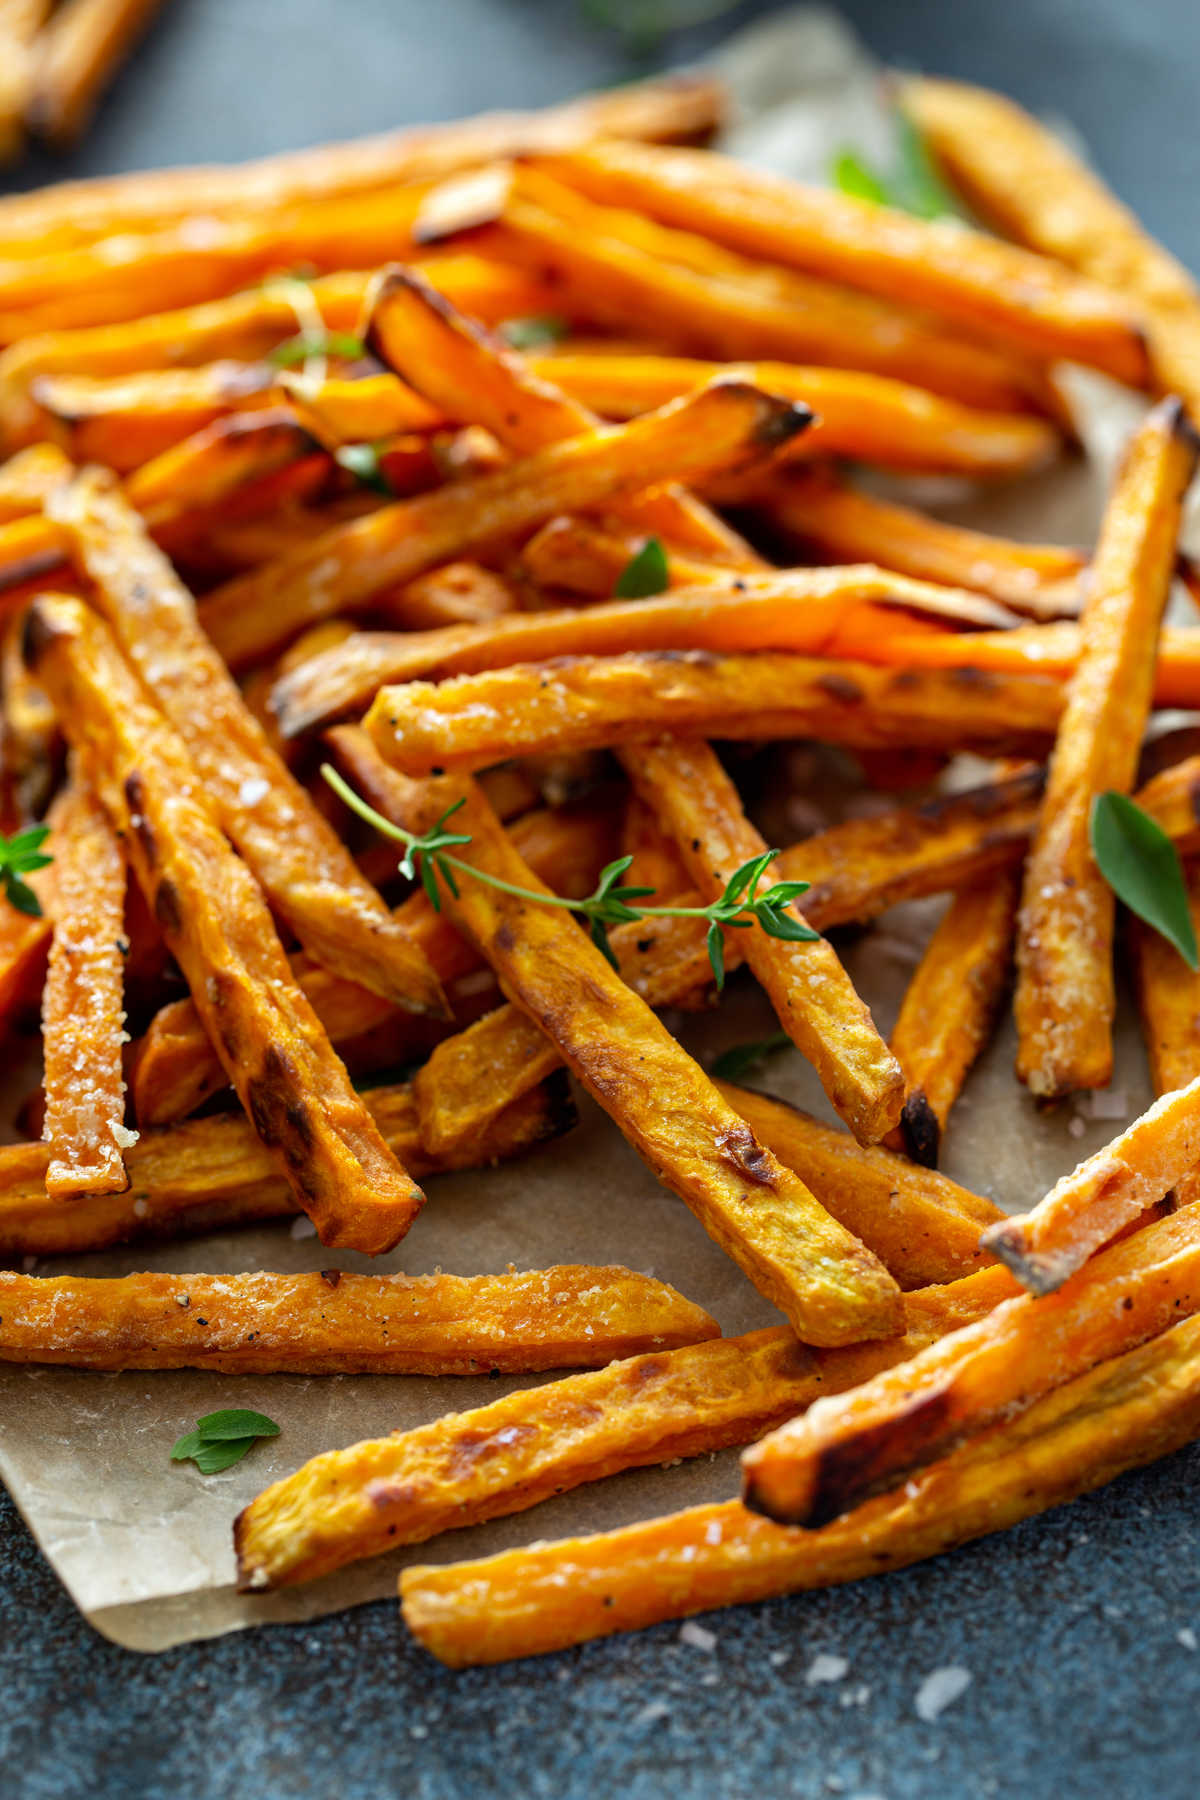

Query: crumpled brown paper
[0,7,1169,1649]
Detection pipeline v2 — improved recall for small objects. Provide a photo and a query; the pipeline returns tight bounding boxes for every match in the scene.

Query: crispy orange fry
[982,1075,1200,1295]
[1130,858,1200,1207]
[346,752,903,1347]
[50,469,447,1016]
[270,567,1014,738]
[1014,400,1198,1097]
[30,0,166,147]
[0,441,70,518]
[24,593,424,1253]
[534,140,1150,385]
[0,605,60,825]
[624,738,902,1144]
[887,871,1020,1167]
[0,1262,717,1374]
[198,377,810,668]
[0,1075,575,1259]
[520,515,729,597]
[40,775,130,1199]
[903,76,1200,416]
[27,363,279,470]
[236,1267,1016,1589]
[400,1309,1200,1665]
[364,649,1062,775]
[743,1198,1200,1526]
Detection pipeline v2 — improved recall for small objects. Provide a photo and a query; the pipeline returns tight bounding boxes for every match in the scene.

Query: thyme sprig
[323,766,818,987]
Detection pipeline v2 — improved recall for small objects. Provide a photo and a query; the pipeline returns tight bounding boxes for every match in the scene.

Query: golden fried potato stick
[903,75,1200,416]
[347,756,903,1346]
[270,566,1014,739]
[1015,400,1198,1098]
[401,1309,1200,1665]
[49,469,447,1017]
[24,593,425,1253]
[0,440,69,518]
[198,377,811,668]
[475,180,1045,415]
[1130,858,1200,1208]
[0,1262,718,1375]
[743,1198,1200,1527]
[0,1075,575,1260]
[887,871,1020,1167]
[724,466,1086,620]
[28,363,280,472]
[520,515,730,597]
[624,738,902,1145]
[237,1268,1017,1590]
[40,775,130,1199]
[0,73,722,255]
[364,649,1062,775]
[532,140,1150,386]
[30,0,166,148]
[129,792,620,1124]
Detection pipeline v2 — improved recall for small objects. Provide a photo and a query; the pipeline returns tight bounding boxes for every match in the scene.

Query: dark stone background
[3,3,1199,1794]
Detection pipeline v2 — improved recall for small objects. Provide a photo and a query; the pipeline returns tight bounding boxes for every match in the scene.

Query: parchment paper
[0,8,1178,1651]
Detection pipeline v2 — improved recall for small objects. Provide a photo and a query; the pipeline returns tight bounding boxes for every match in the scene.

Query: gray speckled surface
[3,2,1200,1794]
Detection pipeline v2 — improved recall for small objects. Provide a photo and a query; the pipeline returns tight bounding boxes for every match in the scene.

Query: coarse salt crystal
[679,1621,717,1652]
[915,1666,972,1721]
[238,777,270,808]
[111,1121,139,1149]
[806,1653,848,1685]
[769,1648,790,1668]
[634,1701,671,1726]
[1179,1627,1197,1650]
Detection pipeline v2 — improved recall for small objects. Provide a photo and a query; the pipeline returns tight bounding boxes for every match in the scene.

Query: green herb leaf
[613,536,669,599]
[710,1030,793,1083]
[171,1408,280,1474]
[194,1408,281,1443]
[829,112,960,221]
[706,919,726,991]
[334,441,394,496]
[0,822,52,917]
[169,1429,205,1463]
[832,150,891,206]
[1090,791,1199,969]
[191,1438,260,1475]
[269,330,367,368]
[498,315,568,351]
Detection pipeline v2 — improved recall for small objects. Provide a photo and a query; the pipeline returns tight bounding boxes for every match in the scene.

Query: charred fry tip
[899,1090,941,1169]
[20,594,74,669]
[977,1218,1067,1295]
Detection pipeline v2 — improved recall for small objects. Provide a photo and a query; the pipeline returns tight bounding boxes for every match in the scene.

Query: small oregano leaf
[171,1409,280,1474]
[1090,791,1199,969]
[613,536,669,599]
[195,1409,281,1443]
[710,1031,793,1083]
[498,315,568,351]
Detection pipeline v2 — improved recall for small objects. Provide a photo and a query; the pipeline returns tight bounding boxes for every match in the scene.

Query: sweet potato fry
[198,378,811,668]
[0,1075,575,1259]
[270,567,1014,739]
[30,0,166,147]
[625,738,902,1144]
[401,1309,1200,1665]
[0,606,60,825]
[49,469,446,1017]
[24,593,425,1253]
[342,754,903,1347]
[742,1198,1200,1527]
[533,140,1150,386]
[903,75,1200,416]
[520,515,729,598]
[1130,857,1200,1207]
[0,441,70,518]
[477,179,1045,415]
[1014,400,1198,1097]
[982,1076,1200,1295]
[237,1268,1016,1589]
[727,467,1086,619]
[364,649,1062,775]
[27,363,279,470]
[887,871,1020,1167]
[40,775,130,1199]
[0,1261,717,1374]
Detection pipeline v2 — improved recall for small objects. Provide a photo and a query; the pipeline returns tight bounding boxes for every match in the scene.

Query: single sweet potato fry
[624,738,902,1144]
[1014,399,1199,1097]
[49,468,447,1018]
[0,1262,718,1374]
[401,1309,1200,1665]
[40,775,130,1199]
[0,441,70,518]
[520,515,731,597]
[1130,858,1200,1207]
[198,377,811,668]
[24,593,425,1253]
[237,1268,1016,1589]
[742,1198,1200,1527]
[28,363,280,471]
[887,871,1020,1167]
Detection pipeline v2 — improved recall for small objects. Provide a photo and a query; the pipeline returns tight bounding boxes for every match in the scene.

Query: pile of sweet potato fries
[2,66,1200,1666]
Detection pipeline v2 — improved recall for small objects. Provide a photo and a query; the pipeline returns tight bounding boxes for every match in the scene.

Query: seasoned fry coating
[24,594,425,1253]
[0,1076,576,1259]
[1130,858,1200,1207]
[532,140,1150,384]
[198,379,811,668]
[41,776,130,1198]
[742,1200,1200,1526]
[888,871,1020,1166]
[364,650,1061,775]
[625,739,902,1144]
[0,1262,718,1374]
[1014,400,1198,1097]
[236,1270,1016,1589]
[401,1311,1200,1665]
[49,469,447,1017]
